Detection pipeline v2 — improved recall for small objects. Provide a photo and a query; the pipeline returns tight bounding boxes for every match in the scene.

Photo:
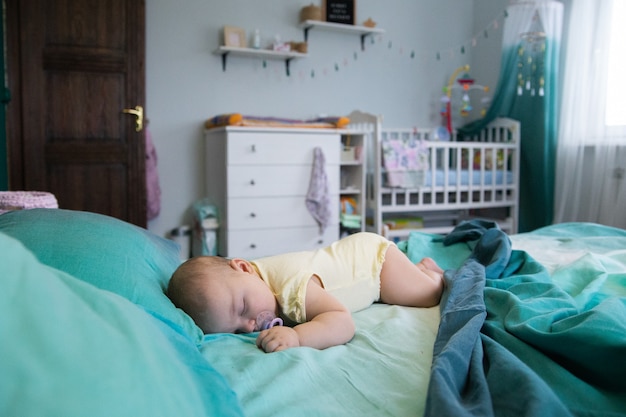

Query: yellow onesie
[251,232,393,323]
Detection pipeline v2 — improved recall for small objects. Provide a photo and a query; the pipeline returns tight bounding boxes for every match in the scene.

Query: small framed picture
[223,26,247,48]
[324,0,355,25]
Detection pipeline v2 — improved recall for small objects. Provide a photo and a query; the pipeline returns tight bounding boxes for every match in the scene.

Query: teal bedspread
[402,221,626,417]
[201,303,440,417]
[3,208,625,417]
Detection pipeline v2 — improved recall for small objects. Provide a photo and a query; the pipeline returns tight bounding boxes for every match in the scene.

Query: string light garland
[253,7,509,80]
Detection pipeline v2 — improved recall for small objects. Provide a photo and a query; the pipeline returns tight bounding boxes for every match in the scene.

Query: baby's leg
[379,245,444,307]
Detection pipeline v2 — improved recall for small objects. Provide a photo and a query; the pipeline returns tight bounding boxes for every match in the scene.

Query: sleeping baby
[167,232,444,353]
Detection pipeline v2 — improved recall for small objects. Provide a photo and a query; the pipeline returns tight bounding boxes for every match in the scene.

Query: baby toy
[340,196,361,230]
[440,65,490,134]
[340,196,358,215]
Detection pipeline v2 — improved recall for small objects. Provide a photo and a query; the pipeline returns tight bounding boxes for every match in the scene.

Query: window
[606,0,626,126]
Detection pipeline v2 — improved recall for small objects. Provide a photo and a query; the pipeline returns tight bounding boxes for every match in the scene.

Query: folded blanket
[0,191,58,214]
[204,113,350,130]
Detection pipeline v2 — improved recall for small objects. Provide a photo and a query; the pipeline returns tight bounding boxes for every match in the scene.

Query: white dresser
[204,127,341,258]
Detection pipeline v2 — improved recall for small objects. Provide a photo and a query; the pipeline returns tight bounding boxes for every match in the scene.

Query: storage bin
[192,199,219,256]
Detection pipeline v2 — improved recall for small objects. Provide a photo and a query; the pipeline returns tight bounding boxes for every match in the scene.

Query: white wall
[146,0,507,238]
[471,0,507,95]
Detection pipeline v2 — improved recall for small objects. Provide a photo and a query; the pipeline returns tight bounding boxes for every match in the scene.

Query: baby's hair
[167,256,231,332]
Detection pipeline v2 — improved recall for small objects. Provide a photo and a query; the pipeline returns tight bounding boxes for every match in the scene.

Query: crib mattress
[384,169,514,188]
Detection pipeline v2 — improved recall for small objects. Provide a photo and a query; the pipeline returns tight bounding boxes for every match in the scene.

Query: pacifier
[256,311,283,331]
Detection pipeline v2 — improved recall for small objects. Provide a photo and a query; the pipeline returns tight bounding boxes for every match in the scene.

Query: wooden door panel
[6,0,146,226]
[46,72,123,139]
[44,0,127,49]
[49,163,126,218]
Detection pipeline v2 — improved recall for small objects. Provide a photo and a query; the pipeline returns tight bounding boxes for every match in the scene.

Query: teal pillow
[0,208,203,343]
[0,232,243,417]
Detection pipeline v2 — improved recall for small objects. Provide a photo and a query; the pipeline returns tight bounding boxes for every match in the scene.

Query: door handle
[123,105,144,132]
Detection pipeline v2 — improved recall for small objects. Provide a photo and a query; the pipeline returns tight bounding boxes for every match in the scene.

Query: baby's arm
[255,277,355,352]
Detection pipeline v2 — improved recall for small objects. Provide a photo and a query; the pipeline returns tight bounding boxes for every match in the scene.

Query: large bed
[1,208,625,416]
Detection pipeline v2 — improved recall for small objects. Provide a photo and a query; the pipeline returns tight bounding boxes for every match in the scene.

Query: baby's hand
[256,326,300,353]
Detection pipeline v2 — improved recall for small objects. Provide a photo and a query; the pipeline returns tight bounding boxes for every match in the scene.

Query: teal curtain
[460,1,563,232]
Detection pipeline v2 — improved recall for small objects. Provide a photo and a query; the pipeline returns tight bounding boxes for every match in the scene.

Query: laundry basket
[0,191,59,214]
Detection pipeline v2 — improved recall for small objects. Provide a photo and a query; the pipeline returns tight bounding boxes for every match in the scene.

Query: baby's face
[201,265,278,334]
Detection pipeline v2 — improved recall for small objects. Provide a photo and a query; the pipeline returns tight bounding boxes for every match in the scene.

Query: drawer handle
[250,243,256,249]
[251,144,256,152]
[250,179,255,185]
[250,213,256,218]
[317,239,324,244]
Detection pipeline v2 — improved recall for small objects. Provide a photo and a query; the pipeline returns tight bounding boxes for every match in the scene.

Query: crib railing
[379,140,518,210]
[347,111,520,237]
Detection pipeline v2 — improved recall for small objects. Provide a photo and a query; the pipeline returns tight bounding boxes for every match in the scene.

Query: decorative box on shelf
[340,145,362,163]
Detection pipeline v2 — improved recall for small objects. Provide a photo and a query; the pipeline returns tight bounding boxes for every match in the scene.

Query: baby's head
[167,256,231,333]
[168,256,278,334]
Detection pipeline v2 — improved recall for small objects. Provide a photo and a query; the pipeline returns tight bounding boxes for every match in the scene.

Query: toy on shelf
[340,196,361,230]
[440,65,491,134]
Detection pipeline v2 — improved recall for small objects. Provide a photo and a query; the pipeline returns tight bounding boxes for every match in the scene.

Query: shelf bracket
[285,58,293,77]
[303,26,311,42]
[221,52,229,71]
[360,34,369,51]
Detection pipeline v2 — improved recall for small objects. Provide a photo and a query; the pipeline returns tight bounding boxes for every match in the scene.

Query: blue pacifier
[256,311,283,331]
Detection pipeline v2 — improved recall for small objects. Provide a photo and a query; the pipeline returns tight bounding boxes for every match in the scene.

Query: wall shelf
[213,46,307,76]
[298,20,385,51]
[214,21,384,74]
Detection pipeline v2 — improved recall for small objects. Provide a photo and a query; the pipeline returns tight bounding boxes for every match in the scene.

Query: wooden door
[5,0,147,227]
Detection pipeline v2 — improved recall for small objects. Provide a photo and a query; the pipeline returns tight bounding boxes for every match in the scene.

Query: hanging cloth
[306,147,331,234]
[145,127,162,220]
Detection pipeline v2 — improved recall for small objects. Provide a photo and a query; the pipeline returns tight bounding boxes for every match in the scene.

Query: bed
[2,208,625,417]
[348,111,520,238]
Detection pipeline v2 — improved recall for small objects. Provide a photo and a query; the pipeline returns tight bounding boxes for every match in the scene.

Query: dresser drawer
[225,226,339,258]
[227,196,339,230]
[226,132,340,165]
[227,165,339,197]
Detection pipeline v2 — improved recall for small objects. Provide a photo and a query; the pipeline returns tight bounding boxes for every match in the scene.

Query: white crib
[348,111,520,239]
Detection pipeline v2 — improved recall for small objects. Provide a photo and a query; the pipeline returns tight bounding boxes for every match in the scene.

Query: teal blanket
[4,208,624,416]
[403,221,626,417]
